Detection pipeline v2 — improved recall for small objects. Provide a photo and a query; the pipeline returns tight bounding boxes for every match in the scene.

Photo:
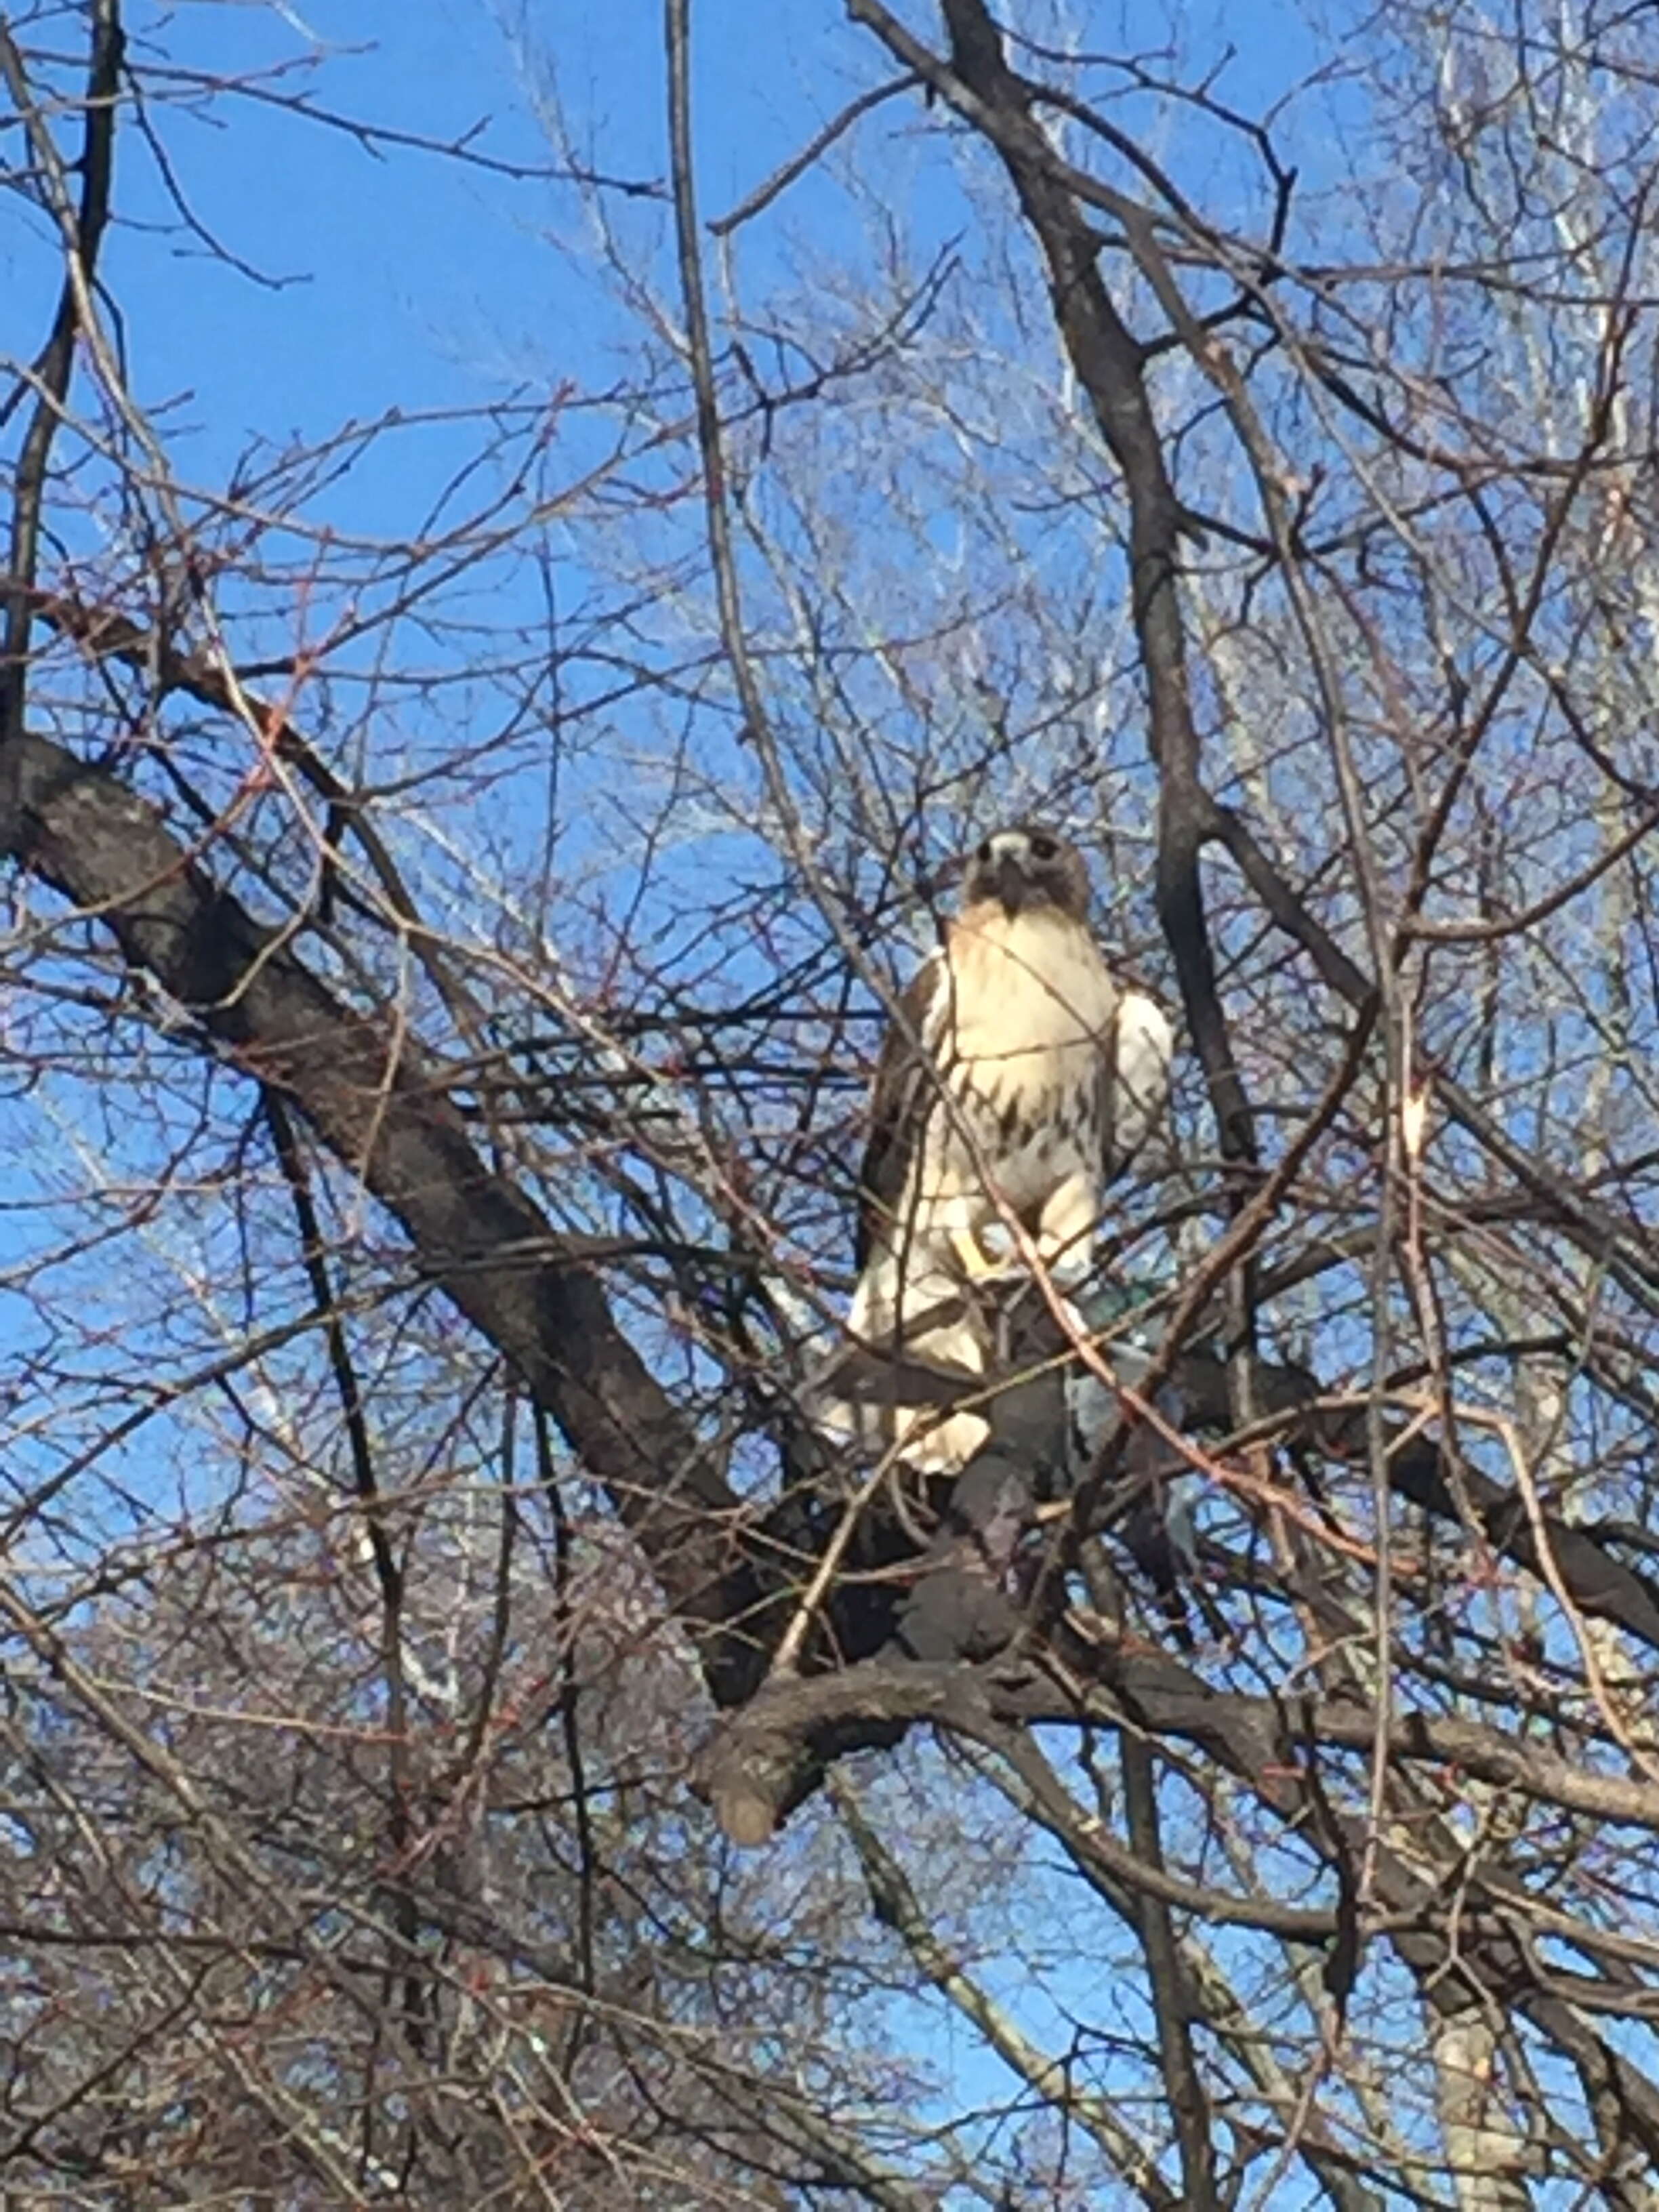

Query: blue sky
[65,0,1330,551]
[87,0,890,521]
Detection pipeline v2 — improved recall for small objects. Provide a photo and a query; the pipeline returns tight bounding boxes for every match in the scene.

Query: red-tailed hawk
[840,823,1172,1470]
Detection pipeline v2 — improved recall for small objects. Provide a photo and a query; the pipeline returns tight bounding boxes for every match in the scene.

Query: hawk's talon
[950,1225,1006,1281]
[951,1224,1029,1288]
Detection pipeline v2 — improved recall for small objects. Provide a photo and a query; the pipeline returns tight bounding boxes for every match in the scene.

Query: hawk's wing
[855,951,946,1271]
[1104,989,1175,1181]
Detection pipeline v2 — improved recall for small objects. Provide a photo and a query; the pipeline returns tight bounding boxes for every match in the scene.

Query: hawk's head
[964,823,1090,921]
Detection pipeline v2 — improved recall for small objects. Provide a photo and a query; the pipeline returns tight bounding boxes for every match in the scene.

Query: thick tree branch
[1121,1730,1219,2211]
[0,727,771,1701]
[703,1643,1659,1844]
[0,3,124,758]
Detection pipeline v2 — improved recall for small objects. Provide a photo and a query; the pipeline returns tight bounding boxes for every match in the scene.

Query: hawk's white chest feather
[941,905,1118,1061]
[926,904,1118,1209]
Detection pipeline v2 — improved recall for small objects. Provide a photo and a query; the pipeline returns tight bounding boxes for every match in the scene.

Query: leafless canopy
[5,0,1659,2203]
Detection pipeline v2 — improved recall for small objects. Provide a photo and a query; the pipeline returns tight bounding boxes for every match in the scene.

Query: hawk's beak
[994,851,1029,914]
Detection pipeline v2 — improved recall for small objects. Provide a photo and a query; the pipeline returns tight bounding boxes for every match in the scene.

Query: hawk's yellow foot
[950,1225,1004,1279]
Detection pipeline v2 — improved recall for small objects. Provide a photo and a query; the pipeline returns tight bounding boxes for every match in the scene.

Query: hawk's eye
[1030,834,1057,861]
[975,840,992,864]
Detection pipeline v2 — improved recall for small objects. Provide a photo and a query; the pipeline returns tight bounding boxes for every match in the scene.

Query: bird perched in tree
[840,822,1173,1471]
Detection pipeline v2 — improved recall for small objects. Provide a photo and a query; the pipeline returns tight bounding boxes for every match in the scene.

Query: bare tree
[6,0,1659,2203]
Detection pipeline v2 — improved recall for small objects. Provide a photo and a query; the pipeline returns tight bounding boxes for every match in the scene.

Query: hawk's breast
[927,906,1117,1202]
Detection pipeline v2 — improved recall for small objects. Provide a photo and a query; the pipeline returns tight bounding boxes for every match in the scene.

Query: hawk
[841,823,1172,1470]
